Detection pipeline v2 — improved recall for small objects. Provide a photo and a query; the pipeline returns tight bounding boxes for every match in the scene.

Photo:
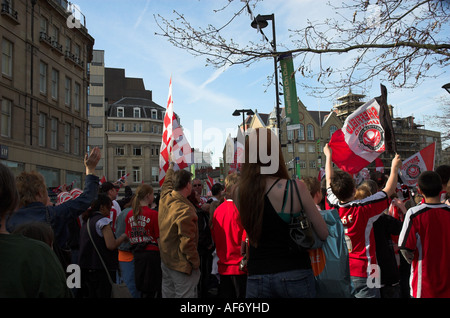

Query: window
[308,144,315,153]
[40,17,48,35]
[133,123,142,132]
[115,146,125,156]
[74,126,80,155]
[74,43,80,59]
[64,124,71,153]
[309,160,317,169]
[152,167,159,182]
[117,166,126,180]
[51,25,59,44]
[133,166,142,183]
[307,124,315,141]
[151,109,157,119]
[65,77,71,106]
[39,113,46,147]
[329,125,338,137]
[1,99,12,137]
[2,38,13,77]
[298,144,305,153]
[39,62,47,94]
[65,37,71,53]
[50,118,57,149]
[287,143,293,153]
[117,107,124,118]
[133,146,142,156]
[299,161,306,169]
[133,107,141,118]
[74,82,80,111]
[287,129,294,140]
[51,69,59,99]
[297,124,305,140]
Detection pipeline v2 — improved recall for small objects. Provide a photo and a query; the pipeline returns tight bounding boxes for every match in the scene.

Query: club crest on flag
[328,84,396,175]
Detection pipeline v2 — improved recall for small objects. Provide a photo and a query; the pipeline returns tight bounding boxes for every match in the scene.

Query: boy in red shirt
[324,144,401,298]
[399,171,450,298]
[211,173,247,298]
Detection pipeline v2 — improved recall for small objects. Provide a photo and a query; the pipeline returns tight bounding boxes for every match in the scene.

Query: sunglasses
[193,184,202,187]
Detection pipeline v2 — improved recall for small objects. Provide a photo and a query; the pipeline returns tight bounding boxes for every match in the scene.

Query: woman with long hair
[125,184,161,298]
[236,128,328,298]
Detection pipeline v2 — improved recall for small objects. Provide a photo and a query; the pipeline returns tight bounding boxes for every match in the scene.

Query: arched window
[297,124,305,140]
[329,125,338,137]
[307,124,314,141]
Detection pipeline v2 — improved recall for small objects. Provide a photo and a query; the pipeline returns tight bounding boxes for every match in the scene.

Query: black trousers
[79,269,116,298]
[134,250,162,298]
[218,274,247,298]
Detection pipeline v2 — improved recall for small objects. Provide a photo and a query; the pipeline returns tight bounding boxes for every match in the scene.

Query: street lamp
[251,14,281,140]
[442,83,450,94]
[233,109,254,135]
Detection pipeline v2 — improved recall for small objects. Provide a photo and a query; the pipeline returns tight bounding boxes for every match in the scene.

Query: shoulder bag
[284,180,318,250]
[86,218,132,298]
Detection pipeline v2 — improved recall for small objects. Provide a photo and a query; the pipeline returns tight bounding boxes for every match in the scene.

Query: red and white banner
[399,142,435,187]
[206,175,214,192]
[328,85,395,175]
[159,77,191,186]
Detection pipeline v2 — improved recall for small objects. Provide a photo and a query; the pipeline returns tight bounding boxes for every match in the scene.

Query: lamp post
[442,83,450,94]
[233,109,254,135]
[251,14,281,140]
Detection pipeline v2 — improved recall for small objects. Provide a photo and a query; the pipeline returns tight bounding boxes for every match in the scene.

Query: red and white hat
[70,188,82,199]
[57,192,72,205]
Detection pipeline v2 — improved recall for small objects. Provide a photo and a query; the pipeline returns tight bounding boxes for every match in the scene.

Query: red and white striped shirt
[399,203,450,298]
[327,188,389,278]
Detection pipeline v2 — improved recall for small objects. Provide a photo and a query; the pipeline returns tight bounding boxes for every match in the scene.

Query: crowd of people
[1,128,450,298]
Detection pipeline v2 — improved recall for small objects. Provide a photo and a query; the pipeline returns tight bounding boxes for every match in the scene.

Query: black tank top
[247,185,311,275]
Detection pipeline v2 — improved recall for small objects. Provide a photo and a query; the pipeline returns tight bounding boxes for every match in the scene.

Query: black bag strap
[281,179,290,213]
[292,180,306,217]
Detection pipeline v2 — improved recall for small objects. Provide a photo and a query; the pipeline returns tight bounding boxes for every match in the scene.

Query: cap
[57,192,72,206]
[70,188,83,199]
[100,181,120,193]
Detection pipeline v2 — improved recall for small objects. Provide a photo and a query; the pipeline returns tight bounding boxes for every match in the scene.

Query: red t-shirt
[399,203,450,298]
[125,206,159,251]
[327,188,389,278]
[211,200,246,275]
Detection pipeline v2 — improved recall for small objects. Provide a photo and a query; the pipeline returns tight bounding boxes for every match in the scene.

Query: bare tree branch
[154,0,450,96]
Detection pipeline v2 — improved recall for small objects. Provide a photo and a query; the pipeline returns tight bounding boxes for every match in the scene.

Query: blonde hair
[132,184,154,224]
[16,171,47,207]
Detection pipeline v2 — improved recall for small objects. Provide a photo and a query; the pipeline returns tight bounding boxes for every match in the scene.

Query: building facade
[223,100,342,179]
[1,0,94,189]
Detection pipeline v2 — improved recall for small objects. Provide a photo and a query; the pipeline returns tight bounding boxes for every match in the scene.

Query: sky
[72,0,449,167]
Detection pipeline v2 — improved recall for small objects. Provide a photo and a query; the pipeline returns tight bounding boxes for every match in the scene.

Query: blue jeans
[246,269,316,298]
[118,260,141,298]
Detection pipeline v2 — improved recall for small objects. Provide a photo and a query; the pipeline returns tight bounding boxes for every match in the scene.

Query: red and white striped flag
[399,142,435,187]
[206,175,214,192]
[328,85,396,175]
[159,77,191,186]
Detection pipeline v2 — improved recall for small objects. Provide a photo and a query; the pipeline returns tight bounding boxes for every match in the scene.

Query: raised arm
[324,144,333,189]
[382,153,402,197]
[84,147,101,175]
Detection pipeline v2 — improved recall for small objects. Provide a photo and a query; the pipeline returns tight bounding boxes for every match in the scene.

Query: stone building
[1,0,94,189]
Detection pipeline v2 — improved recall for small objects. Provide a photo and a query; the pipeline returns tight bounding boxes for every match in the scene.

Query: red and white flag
[116,173,130,187]
[99,176,106,185]
[206,175,214,192]
[375,157,384,173]
[328,85,396,175]
[399,142,435,187]
[159,77,192,186]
